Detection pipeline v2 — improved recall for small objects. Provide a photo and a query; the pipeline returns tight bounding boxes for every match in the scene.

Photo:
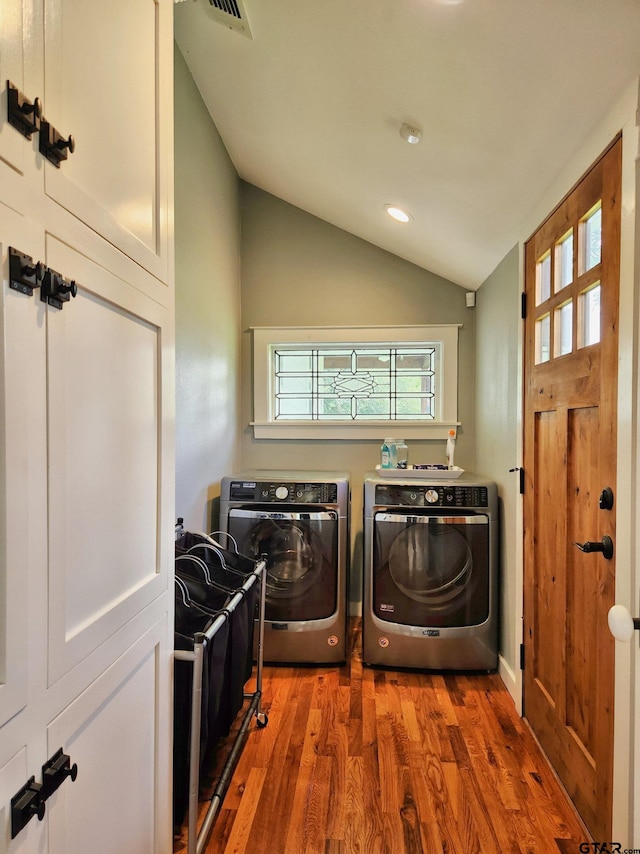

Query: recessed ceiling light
[385,205,412,223]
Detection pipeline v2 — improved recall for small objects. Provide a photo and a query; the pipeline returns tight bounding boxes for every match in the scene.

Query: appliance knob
[425,489,439,504]
[275,486,289,500]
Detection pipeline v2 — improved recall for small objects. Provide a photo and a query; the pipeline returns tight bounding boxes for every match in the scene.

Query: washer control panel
[228,480,339,503]
[374,484,488,508]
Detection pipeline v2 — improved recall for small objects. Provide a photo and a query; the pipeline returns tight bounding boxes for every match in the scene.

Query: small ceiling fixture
[399,123,422,145]
[385,205,412,223]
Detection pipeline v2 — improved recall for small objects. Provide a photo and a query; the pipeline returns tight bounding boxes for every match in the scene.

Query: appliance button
[275,485,289,500]
[425,489,439,504]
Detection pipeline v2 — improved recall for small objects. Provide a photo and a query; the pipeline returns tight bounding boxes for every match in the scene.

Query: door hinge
[521,292,527,319]
[509,466,525,494]
[520,643,525,670]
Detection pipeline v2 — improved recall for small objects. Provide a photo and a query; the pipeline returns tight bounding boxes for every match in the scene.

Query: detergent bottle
[446,429,456,469]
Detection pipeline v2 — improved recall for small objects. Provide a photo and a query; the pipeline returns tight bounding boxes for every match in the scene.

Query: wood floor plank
[219,767,267,854]
[175,619,590,853]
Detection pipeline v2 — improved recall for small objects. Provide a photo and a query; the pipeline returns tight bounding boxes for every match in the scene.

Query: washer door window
[227,508,338,621]
[373,512,490,627]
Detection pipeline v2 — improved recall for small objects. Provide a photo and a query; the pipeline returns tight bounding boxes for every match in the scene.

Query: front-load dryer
[363,471,498,671]
[220,470,350,664]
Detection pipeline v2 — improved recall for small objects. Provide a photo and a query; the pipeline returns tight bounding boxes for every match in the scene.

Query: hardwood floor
[175,620,589,853]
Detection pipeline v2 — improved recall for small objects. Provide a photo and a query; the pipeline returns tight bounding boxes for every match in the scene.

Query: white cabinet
[42,0,173,282]
[0,1,174,851]
[46,622,171,854]
[44,235,172,685]
[0,0,30,183]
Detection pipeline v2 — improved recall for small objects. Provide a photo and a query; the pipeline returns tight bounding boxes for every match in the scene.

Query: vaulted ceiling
[174,0,640,288]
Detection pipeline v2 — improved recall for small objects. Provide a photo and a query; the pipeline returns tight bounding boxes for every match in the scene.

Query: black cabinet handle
[11,777,46,839]
[10,750,78,839]
[6,81,41,139]
[41,268,78,310]
[39,118,76,167]
[9,247,45,296]
[42,748,79,800]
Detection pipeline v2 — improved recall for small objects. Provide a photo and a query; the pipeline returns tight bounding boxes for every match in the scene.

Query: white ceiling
[174,0,640,289]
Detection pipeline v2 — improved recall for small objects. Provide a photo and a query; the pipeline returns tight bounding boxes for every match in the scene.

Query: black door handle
[574,535,614,560]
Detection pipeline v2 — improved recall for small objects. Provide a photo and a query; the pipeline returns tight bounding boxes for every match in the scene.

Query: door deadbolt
[599,487,614,511]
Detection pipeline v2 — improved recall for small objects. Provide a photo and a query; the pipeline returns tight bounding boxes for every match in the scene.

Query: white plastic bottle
[446,429,456,469]
[381,438,397,469]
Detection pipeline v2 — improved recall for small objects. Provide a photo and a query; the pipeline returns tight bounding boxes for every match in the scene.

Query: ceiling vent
[208,0,253,38]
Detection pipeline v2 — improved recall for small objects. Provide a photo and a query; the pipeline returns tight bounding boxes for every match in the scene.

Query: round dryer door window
[388,521,472,605]
[249,520,322,598]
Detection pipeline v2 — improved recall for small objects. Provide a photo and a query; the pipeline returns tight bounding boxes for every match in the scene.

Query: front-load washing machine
[219,470,350,664]
[363,471,498,671]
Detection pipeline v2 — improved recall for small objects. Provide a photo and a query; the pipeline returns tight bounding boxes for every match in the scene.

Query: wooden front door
[523,136,621,840]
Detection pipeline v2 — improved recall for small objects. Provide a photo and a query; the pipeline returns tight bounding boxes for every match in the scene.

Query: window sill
[251,421,460,440]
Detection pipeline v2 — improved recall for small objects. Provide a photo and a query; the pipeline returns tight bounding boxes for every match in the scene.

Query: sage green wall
[239,183,475,610]
[475,246,520,684]
[174,45,241,531]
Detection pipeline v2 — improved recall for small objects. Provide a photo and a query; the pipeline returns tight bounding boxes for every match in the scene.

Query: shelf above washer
[374,466,465,479]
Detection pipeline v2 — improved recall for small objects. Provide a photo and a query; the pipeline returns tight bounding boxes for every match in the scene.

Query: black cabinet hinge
[521,292,527,319]
[520,643,525,671]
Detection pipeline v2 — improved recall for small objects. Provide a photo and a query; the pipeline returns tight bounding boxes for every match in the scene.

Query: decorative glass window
[252,326,460,439]
[273,346,436,421]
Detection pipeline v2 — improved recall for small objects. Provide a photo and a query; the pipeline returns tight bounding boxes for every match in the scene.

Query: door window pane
[578,283,601,347]
[580,204,602,273]
[554,300,573,356]
[535,314,551,364]
[536,251,551,305]
[554,230,573,291]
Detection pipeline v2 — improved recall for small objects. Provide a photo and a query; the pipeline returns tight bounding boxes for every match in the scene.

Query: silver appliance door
[373,512,490,627]
[227,508,338,620]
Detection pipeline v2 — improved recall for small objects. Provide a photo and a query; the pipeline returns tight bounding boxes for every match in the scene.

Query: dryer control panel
[228,480,339,504]
[374,484,488,508]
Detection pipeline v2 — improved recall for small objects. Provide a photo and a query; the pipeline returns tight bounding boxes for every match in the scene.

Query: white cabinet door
[0,0,29,184]
[0,1,174,851]
[44,235,172,685]
[46,621,171,854]
[42,0,173,282]
[0,233,44,732]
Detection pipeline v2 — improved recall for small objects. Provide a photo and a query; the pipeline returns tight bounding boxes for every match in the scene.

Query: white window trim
[251,325,461,440]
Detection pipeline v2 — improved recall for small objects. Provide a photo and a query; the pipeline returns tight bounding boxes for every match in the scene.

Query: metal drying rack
[174,522,268,854]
